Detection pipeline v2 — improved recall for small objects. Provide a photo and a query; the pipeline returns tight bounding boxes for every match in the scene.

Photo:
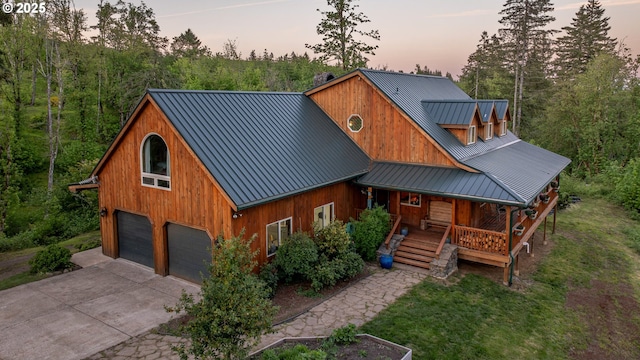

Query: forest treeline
[0,0,639,251]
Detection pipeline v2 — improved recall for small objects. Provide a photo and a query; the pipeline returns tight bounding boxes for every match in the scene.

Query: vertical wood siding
[309,76,455,166]
[231,182,362,264]
[97,102,232,275]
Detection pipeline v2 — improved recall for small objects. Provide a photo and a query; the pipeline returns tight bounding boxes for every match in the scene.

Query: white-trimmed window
[400,192,421,207]
[347,114,363,132]
[467,125,477,145]
[314,203,334,228]
[500,121,507,136]
[141,134,170,189]
[486,122,493,140]
[266,217,292,257]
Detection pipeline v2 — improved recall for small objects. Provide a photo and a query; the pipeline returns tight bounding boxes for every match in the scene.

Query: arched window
[141,134,170,189]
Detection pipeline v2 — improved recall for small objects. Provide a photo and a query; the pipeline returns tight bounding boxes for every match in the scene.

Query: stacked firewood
[458,234,506,253]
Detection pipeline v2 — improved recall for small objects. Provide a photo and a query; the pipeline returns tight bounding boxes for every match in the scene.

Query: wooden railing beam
[384,214,402,250]
[435,224,451,259]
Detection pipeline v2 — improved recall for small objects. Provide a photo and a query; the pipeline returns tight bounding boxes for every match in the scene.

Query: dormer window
[141,134,171,189]
[500,121,507,136]
[467,125,477,145]
[486,123,493,140]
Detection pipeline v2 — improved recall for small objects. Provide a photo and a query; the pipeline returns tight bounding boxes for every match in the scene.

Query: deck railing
[455,226,507,254]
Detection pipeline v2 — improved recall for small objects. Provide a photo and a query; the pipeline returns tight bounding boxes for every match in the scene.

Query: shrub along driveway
[0,248,199,360]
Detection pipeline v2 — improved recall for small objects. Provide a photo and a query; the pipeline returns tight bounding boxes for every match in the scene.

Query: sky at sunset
[73,0,640,78]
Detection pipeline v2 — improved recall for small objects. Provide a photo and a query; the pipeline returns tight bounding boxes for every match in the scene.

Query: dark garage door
[117,211,154,268]
[167,223,212,284]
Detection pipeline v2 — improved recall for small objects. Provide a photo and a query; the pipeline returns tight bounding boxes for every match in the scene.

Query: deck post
[552,203,557,234]
[543,216,548,245]
[503,265,510,286]
[514,254,520,276]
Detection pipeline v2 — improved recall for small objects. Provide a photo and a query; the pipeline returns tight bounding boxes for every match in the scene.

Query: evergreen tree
[553,0,617,79]
[170,28,210,58]
[306,0,380,70]
[498,0,556,136]
[459,31,513,100]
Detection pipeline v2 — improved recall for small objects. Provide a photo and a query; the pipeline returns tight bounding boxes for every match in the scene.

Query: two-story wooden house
[71,69,570,285]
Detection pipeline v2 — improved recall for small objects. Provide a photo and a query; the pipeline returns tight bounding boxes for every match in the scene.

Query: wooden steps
[393,238,439,270]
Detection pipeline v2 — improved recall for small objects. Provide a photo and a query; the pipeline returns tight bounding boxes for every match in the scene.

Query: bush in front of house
[310,220,364,291]
[29,243,73,274]
[166,231,277,360]
[351,205,391,261]
[271,220,364,292]
[273,231,318,283]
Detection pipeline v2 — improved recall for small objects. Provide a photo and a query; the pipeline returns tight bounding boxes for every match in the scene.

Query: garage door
[117,211,154,268]
[167,223,212,284]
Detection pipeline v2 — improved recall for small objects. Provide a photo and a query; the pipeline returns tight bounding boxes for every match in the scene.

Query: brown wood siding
[231,181,361,264]
[96,102,233,275]
[309,76,455,166]
[449,128,467,145]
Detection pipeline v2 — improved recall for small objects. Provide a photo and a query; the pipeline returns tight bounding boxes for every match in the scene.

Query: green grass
[0,230,101,291]
[360,197,640,359]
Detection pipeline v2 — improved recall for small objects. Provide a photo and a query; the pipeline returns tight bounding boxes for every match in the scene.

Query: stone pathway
[84,266,427,359]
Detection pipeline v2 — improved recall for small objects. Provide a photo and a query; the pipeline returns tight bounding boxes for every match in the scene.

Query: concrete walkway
[84,264,427,359]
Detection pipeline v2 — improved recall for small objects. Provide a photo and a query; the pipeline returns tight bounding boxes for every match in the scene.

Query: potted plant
[525,209,538,220]
[400,226,409,236]
[514,224,525,236]
[539,193,550,204]
[379,253,393,269]
[550,181,559,192]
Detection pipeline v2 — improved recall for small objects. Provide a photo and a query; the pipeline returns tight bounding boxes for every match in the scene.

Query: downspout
[508,207,521,286]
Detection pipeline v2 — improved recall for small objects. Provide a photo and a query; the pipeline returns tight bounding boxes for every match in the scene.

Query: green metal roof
[355,162,524,205]
[422,100,478,126]
[148,90,371,209]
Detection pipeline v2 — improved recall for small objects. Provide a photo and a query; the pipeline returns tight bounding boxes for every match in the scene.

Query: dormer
[493,100,511,137]
[477,100,498,141]
[422,100,482,146]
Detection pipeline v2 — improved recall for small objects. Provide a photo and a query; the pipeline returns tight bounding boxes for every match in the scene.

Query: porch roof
[461,140,571,205]
[354,162,525,205]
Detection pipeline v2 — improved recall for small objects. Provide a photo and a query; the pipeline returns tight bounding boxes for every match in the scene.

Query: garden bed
[249,334,411,359]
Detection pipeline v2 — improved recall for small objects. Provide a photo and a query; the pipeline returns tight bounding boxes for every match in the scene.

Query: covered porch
[355,161,565,285]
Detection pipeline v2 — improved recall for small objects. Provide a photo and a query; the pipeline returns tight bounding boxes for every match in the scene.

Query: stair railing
[435,224,451,259]
[384,214,402,250]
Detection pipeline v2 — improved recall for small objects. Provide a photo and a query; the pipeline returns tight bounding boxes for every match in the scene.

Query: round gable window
[347,114,363,132]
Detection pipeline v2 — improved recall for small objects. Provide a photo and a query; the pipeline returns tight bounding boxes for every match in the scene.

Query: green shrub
[166,231,277,360]
[615,158,640,213]
[29,244,72,274]
[351,205,391,261]
[259,261,279,299]
[274,232,318,283]
[327,323,358,345]
[313,220,351,259]
[310,252,364,292]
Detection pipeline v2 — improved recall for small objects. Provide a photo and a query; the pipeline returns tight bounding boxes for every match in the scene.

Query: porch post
[504,205,511,256]
[552,203,557,234]
[367,187,373,210]
[451,198,456,242]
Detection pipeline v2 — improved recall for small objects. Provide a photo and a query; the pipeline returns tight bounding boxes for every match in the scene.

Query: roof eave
[235,169,370,210]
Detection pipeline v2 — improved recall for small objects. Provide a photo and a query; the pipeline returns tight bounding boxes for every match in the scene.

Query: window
[467,125,477,145]
[500,121,507,136]
[486,122,493,140]
[400,192,421,207]
[347,114,363,132]
[266,217,291,257]
[314,203,334,228]
[141,134,170,189]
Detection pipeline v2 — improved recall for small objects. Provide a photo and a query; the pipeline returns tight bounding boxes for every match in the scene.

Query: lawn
[0,230,101,291]
[360,197,640,359]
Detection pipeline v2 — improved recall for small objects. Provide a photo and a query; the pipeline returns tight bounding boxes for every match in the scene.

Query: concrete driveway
[0,248,200,360]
